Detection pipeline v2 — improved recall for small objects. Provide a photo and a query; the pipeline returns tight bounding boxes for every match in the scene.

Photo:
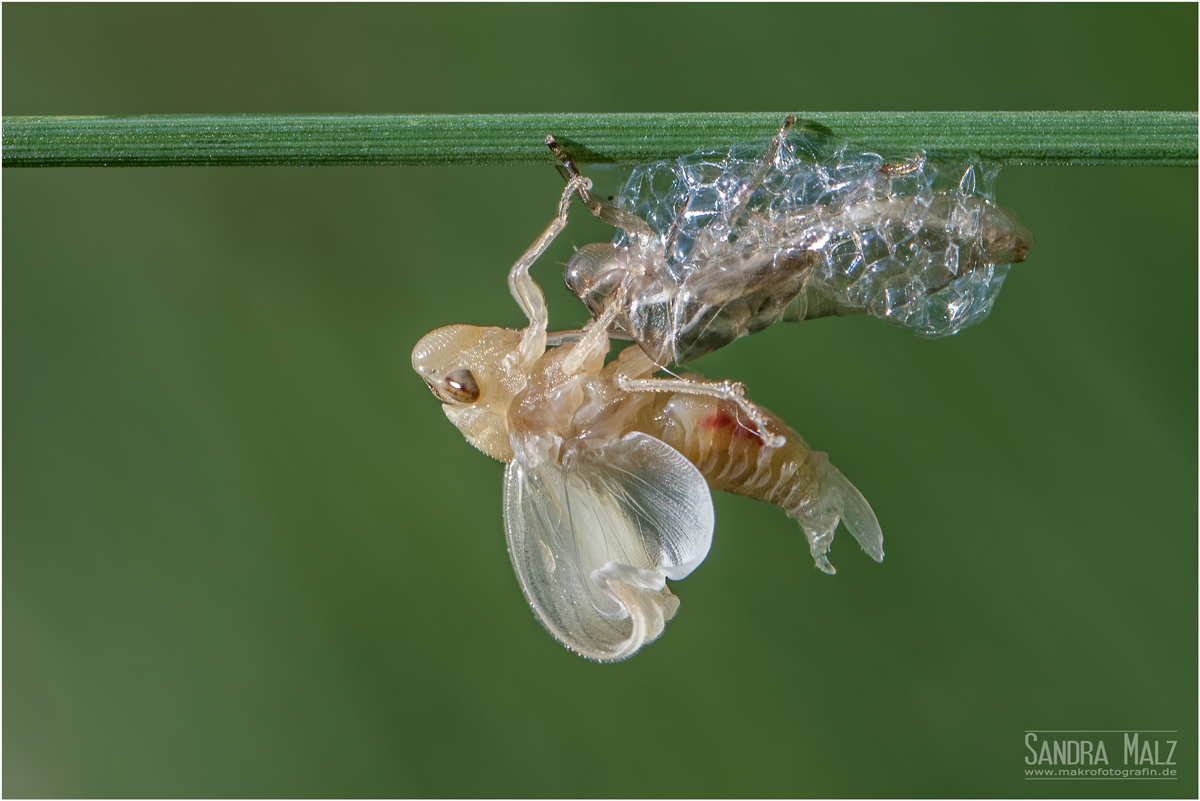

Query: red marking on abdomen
[701,410,736,431]
[700,409,764,443]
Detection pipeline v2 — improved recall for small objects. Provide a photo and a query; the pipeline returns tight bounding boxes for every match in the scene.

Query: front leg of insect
[546,135,653,240]
[507,171,594,367]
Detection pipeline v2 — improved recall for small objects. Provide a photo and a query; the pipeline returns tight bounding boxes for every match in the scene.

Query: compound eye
[441,369,480,404]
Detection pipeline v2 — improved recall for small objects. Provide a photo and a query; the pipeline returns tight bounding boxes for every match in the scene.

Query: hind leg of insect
[678,114,798,248]
[507,173,593,366]
[714,115,797,231]
[614,371,787,450]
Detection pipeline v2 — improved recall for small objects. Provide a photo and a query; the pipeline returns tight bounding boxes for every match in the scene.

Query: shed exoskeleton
[552,117,1034,366]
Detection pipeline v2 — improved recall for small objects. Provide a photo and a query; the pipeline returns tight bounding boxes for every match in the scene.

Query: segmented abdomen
[635,392,884,574]
[639,394,825,518]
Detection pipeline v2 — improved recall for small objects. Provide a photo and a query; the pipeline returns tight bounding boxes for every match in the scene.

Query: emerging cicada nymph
[413,176,882,662]
[414,120,1034,661]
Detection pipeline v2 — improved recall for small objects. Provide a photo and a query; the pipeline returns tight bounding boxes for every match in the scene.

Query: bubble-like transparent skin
[575,128,1032,364]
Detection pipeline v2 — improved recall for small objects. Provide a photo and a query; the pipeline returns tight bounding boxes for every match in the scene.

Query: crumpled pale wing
[504,432,715,662]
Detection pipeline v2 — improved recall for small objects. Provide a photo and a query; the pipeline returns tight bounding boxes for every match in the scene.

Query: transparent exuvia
[413,177,882,662]
[560,117,1034,365]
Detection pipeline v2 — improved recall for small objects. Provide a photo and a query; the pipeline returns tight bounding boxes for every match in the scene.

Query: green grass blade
[3,111,1195,168]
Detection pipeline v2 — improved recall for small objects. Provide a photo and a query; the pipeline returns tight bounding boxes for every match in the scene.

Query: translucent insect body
[561,119,1034,365]
[413,178,882,662]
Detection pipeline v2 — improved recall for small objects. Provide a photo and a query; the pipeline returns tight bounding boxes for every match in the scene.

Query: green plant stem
[2,112,1195,168]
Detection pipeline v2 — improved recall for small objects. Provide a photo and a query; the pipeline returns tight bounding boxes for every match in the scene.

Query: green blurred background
[4,4,1196,798]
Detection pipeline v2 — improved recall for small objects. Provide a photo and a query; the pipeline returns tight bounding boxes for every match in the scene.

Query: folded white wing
[504,432,715,662]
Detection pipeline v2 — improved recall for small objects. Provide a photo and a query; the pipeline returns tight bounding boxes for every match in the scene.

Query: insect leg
[546,136,653,238]
[545,329,633,347]
[709,115,796,237]
[509,174,591,366]
[559,280,628,375]
[615,373,787,449]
